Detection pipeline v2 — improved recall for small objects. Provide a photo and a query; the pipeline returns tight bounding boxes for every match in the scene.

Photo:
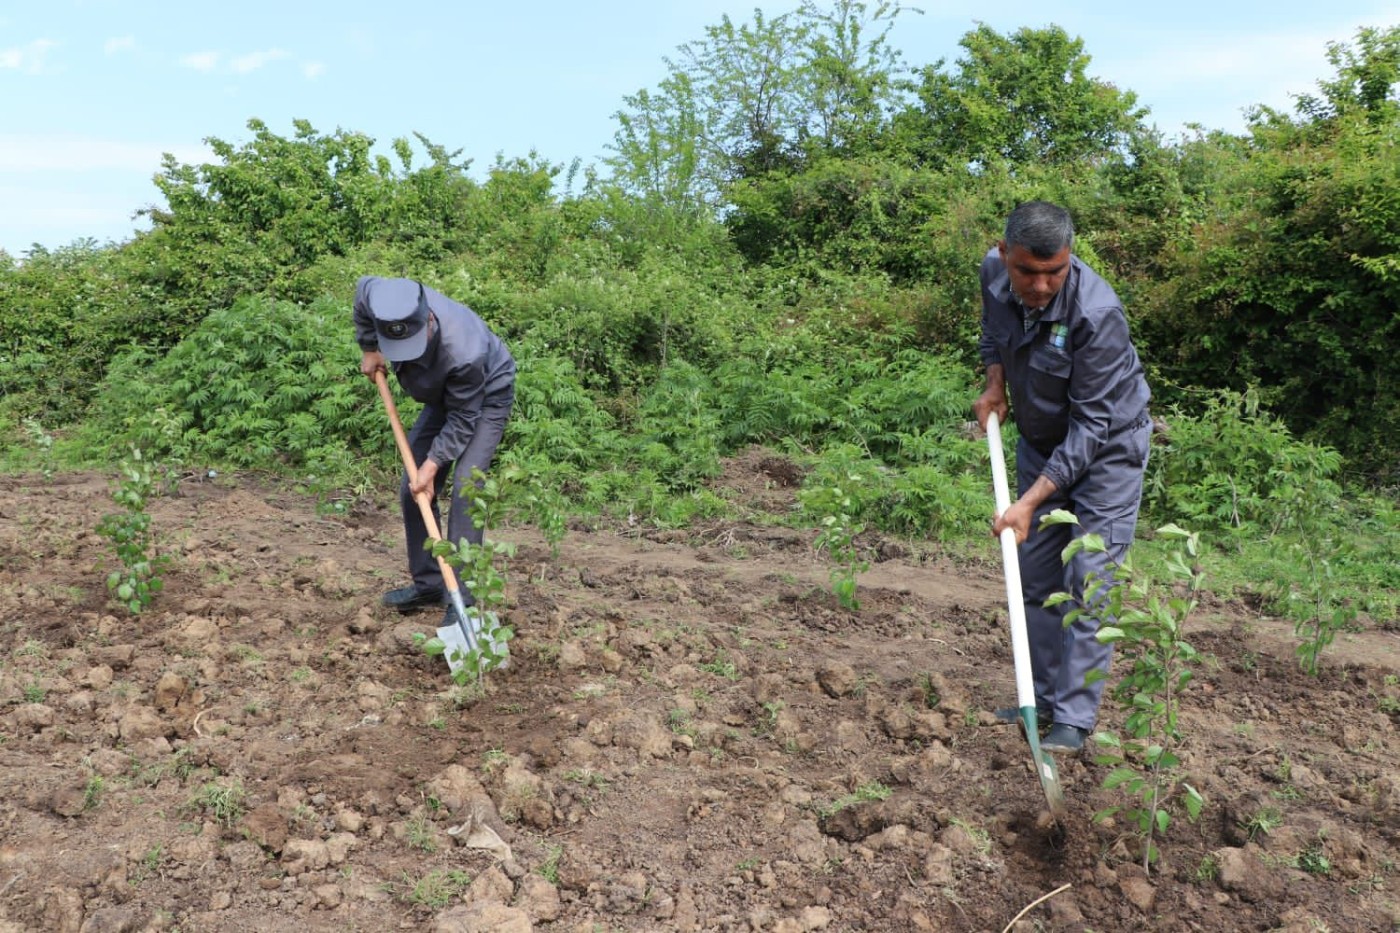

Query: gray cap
[367,278,431,362]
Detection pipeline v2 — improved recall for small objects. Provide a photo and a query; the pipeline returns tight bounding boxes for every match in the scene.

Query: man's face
[998,241,1071,312]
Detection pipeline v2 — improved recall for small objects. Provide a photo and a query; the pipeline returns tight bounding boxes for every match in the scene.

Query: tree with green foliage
[133,119,483,310]
[1135,27,1400,480]
[893,24,1147,171]
[1292,25,1400,124]
[606,1,911,211]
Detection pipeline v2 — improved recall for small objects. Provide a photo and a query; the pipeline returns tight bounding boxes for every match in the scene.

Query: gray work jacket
[354,277,516,468]
[977,247,1150,492]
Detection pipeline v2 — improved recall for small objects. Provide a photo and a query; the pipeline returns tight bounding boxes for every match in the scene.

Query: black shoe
[381,585,445,614]
[995,706,1052,726]
[1040,723,1089,753]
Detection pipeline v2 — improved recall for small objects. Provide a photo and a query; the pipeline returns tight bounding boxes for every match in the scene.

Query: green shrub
[1144,388,1343,538]
[81,295,381,470]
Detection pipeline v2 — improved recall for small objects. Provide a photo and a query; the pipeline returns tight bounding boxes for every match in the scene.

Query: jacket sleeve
[1041,307,1135,491]
[977,256,1002,367]
[425,362,485,467]
[352,276,380,351]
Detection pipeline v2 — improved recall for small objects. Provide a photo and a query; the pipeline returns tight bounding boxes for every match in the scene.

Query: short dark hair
[1004,201,1074,258]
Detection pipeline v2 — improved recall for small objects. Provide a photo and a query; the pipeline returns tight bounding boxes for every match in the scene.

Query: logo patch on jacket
[1050,324,1068,349]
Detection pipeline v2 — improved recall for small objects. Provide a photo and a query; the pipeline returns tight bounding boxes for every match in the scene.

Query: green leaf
[1182,783,1204,821]
[1040,509,1080,527]
[1103,767,1139,790]
[1092,805,1121,824]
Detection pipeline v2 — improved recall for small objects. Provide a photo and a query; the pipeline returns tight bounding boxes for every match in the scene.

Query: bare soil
[2,450,1397,932]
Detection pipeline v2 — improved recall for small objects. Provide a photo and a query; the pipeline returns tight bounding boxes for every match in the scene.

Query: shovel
[374,370,480,675]
[986,411,1067,819]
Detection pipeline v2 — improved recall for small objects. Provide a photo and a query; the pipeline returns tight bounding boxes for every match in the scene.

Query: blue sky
[3,0,1398,256]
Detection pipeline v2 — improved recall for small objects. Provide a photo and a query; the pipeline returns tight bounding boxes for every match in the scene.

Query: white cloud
[104,35,136,55]
[229,48,289,74]
[0,134,211,172]
[302,60,326,79]
[179,50,220,72]
[0,38,58,74]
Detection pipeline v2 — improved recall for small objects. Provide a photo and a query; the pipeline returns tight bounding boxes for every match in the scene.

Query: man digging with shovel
[354,276,516,637]
[972,201,1153,754]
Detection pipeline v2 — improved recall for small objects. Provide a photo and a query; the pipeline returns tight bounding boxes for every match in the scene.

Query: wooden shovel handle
[373,370,463,599]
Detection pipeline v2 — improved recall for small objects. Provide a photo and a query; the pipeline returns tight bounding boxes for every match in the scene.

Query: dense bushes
[79,296,376,473]
[3,18,1397,492]
[0,243,170,424]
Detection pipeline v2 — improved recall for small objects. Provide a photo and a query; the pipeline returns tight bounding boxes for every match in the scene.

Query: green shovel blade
[1019,706,1067,818]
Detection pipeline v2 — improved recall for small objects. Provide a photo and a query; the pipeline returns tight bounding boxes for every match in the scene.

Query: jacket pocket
[1028,347,1072,402]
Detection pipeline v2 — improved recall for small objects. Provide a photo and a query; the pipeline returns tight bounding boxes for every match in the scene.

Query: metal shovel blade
[437,622,473,676]
[987,412,1068,820]
[438,590,480,677]
[437,594,512,676]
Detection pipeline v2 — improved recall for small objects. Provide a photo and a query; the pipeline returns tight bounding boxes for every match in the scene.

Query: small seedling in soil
[1192,855,1220,883]
[188,782,247,829]
[754,700,784,736]
[83,776,105,810]
[17,639,47,659]
[404,813,436,852]
[95,448,169,615]
[400,869,471,908]
[805,480,868,610]
[449,681,488,708]
[421,466,521,682]
[22,418,56,480]
[1298,845,1332,875]
[1239,806,1284,841]
[947,817,996,857]
[564,769,610,791]
[820,781,892,818]
[1043,514,1206,874]
[918,672,941,709]
[667,709,696,736]
[129,845,164,887]
[698,654,738,680]
[536,845,564,885]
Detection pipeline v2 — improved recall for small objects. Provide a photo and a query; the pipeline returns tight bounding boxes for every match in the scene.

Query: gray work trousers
[1015,413,1152,731]
[401,391,514,596]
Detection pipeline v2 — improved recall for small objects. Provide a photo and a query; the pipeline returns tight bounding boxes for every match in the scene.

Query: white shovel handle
[986,413,1037,713]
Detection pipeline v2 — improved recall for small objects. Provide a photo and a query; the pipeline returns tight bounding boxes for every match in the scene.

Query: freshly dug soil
[1,454,1396,932]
